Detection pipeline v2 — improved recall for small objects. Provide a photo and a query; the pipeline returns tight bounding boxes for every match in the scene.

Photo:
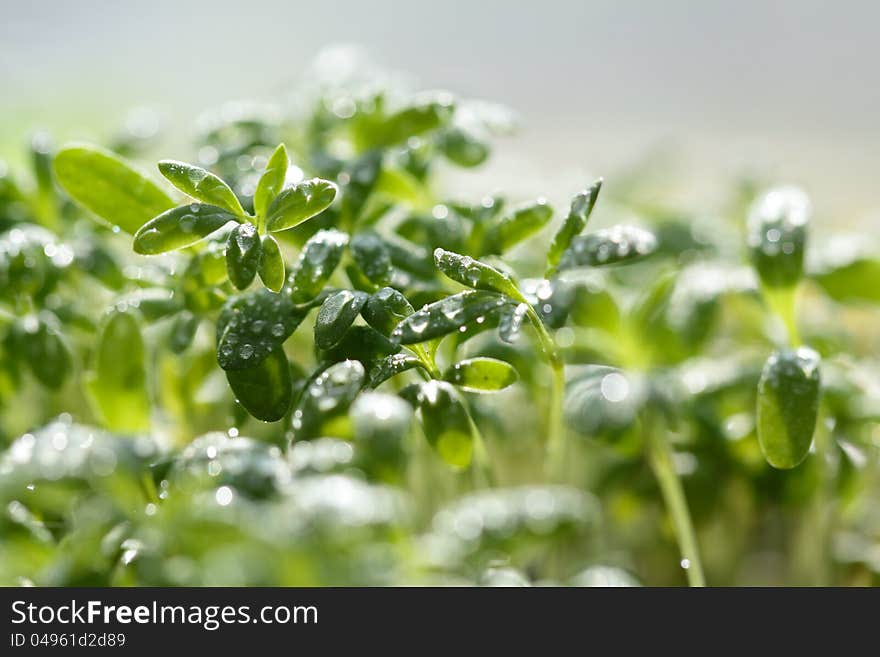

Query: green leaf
[314,290,369,350]
[412,380,473,469]
[433,248,522,299]
[748,186,810,289]
[340,150,383,220]
[226,345,293,422]
[288,229,349,302]
[558,225,657,270]
[258,234,286,292]
[226,223,262,290]
[809,235,880,304]
[133,203,237,254]
[391,290,514,344]
[319,325,400,366]
[291,360,365,441]
[350,232,392,285]
[437,126,489,167]
[757,347,821,469]
[54,144,175,234]
[363,94,455,148]
[13,313,72,390]
[498,302,529,343]
[158,159,246,218]
[484,199,553,254]
[216,289,306,370]
[362,287,415,335]
[265,178,337,232]
[443,357,518,393]
[546,179,603,277]
[169,310,199,353]
[86,310,151,431]
[254,143,288,219]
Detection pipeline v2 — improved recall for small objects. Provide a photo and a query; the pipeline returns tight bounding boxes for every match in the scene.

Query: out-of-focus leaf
[546,180,602,277]
[484,199,553,254]
[86,309,150,432]
[412,380,473,469]
[54,144,175,234]
[747,186,810,289]
[350,231,392,285]
[564,366,643,441]
[558,225,657,270]
[12,312,72,390]
[292,360,365,441]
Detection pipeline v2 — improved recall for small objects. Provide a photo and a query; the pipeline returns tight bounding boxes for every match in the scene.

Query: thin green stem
[523,305,566,481]
[646,413,706,587]
[466,405,496,488]
[764,284,800,346]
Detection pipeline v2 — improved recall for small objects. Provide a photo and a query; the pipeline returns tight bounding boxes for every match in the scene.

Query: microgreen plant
[1,53,879,587]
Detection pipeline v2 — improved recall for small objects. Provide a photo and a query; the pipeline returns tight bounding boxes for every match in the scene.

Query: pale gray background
[2,0,877,219]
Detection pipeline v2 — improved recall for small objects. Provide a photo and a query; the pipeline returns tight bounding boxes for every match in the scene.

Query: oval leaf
[258,234,286,292]
[433,248,521,299]
[362,287,415,335]
[216,289,306,370]
[266,178,338,232]
[13,313,72,390]
[254,143,289,219]
[158,159,246,217]
[314,290,369,350]
[86,310,151,432]
[292,360,365,441]
[391,290,514,344]
[444,357,518,393]
[288,229,349,302]
[226,345,293,422]
[54,144,175,234]
[748,186,810,289]
[559,225,657,270]
[413,380,473,469]
[226,223,262,290]
[757,347,821,469]
[133,203,236,254]
[350,231,392,285]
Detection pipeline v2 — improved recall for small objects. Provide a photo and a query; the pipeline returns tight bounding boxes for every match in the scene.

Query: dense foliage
[2,57,879,586]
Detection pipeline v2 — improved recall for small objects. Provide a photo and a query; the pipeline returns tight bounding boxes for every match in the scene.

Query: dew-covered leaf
[291,360,365,441]
[498,302,529,343]
[433,248,521,298]
[444,357,518,393]
[265,178,337,232]
[314,290,369,350]
[226,345,293,422]
[367,354,427,388]
[747,186,810,289]
[133,203,237,254]
[225,223,262,290]
[546,180,602,277]
[288,229,349,302]
[391,290,514,344]
[216,289,305,370]
[361,286,415,335]
[158,159,246,217]
[319,325,400,366]
[350,231,392,285]
[254,143,288,219]
[86,309,151,432]
[756,347,821,469]
[558,225,657,270]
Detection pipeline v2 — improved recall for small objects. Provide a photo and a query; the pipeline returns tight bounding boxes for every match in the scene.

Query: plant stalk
[646,415,706,587]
